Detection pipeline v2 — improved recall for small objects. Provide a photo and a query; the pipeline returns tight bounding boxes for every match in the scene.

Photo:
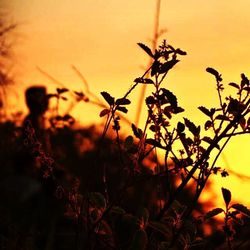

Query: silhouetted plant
[1,39,250,250]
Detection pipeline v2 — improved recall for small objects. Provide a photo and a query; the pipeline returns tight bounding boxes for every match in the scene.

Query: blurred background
[1,0,250,209]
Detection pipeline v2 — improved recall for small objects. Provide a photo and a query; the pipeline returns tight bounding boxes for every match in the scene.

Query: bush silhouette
[0,40,250,249]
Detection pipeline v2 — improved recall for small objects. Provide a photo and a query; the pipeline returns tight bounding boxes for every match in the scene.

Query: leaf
[205,120,213,130]
[227,98,240,114]
[116,106,128,113]
[132,123,143,139]
[124,135,134,149]
[215,115,230,121]
[129,229,148,250]
[137,43,154,58]
[61,96,68,101]
[177,122,185,133]
[241,73,249,87]
[144,78,154,84]
[74,91,84,97]
[161,88,178,110]
[221,188,231,207]
[243,86,250,91]
[202,136,220,149]
[89,192,106,209]
[231,203,250,217]
[145,96,156,105]
[184,118,200,136]
[56,88,69,94]
[99,108,110,117]
[63,114,75,124]
[159,59,179,74]
[204,208,224,220]
[100,91,115,106]
[206,67,222,82]
[175,48,187,55]
[198,106,211,117]
[151,60,160,76]
[115,98,131,105]
[229,82,240,89]
[134,77,154,84]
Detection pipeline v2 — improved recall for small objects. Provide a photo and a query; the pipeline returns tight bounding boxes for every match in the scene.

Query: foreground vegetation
[0,40,250,249]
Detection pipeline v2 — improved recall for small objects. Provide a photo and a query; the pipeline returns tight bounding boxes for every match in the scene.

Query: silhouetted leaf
[159,59,179,74]
[144,78,154,84]
[215,115,230,121]
[177,122,185,133]
[56,88,69,94]
[125,135,134,147]
[149,125,157,132]
[63,114,75,124]
[134,77,154,84]
[206,67,222,82]
[161,88,178,110]
[229,82,239,89]
[132,123,143,139]
[221,188,231,207]
[61,96,68,101]
[221,169,229,177]
[151,60,160,76]
[198,106,211,117]
[129,229,148,250]
[101,91,115,105]
[137,43,154,58]
[205,208,224,220]
[145,96,156,105]
[205,120,213,130]
[99,108,110,117]
[184,118,200,136]
[241,73,249,87]
[243,86,250,91]
[163,107,172,119]
[231,204,250,217]
[116,106,128,113]
[175,48,187,55]
[74,91,84,97]
[115,98,131,105]
[227,99,240,114]
[174,107,185,113]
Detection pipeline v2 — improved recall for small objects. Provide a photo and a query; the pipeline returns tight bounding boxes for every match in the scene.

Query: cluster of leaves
[14,40,250,249]
[205,188,250,249]
[93,40,250,249]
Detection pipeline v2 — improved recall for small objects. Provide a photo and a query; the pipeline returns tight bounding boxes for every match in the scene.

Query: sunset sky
[4,0,250,208]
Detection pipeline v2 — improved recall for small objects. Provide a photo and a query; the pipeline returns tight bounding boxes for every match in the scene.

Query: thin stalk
[135,0,161,126]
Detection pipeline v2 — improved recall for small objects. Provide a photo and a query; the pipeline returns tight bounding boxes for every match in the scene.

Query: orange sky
[4,0,250,209]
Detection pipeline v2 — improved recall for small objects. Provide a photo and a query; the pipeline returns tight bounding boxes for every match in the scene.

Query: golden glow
[5,0,250,207]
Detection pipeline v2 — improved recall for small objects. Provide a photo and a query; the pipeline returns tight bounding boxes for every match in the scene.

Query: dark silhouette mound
[0,83,249,250]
